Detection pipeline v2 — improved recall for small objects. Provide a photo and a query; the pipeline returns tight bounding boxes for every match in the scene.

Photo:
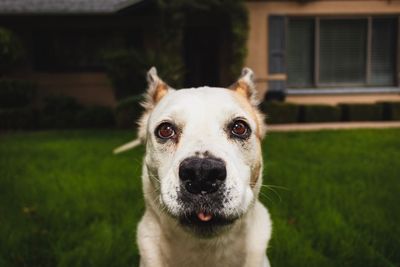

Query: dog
[115,67,272,267]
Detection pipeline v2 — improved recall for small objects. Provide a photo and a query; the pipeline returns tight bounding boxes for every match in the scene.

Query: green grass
[0,129,399,267]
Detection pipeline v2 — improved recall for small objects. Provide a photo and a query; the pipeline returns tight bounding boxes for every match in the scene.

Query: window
[287,18,314,87]
[371,18,397,85]
[319,19,367,85]
[33,30,142,72]
[287,17,398,88]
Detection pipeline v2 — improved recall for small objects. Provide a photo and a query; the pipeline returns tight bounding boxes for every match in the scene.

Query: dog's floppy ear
[113,67,173,154]
[143,67,173,109]
[230,67,259,105]
[139,66,174,138]
[230,68,267,139]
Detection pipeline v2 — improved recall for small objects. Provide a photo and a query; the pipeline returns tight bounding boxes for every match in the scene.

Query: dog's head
[138,67,266,236]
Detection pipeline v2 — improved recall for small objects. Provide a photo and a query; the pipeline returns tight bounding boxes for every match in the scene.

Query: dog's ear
[113,67,174,154]
[230,67,259,105]
[230,68,267,139]
[137,67,174,144]
[143,67,173,109]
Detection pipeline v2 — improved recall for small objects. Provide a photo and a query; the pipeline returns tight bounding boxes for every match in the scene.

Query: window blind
[371,18,397,86]
[319,19,367,85]
[287,18,314,87]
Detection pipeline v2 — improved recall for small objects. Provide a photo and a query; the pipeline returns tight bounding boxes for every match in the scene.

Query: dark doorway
[184,26,221,87]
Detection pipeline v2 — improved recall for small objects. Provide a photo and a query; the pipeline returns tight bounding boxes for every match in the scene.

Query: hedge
[76,106,115,128]
[0,79,36,108]
[39,96,115,129]
[339,103,383,122]
[380,102,400,121]
[260,101,299,124]
[0,108,36,130]
[0,79,37,130]
[301,105,341,123]
[38,96,82,128]
[391,102,400,121]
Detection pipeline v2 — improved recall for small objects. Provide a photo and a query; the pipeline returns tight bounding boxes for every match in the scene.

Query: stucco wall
[17,72,117,107]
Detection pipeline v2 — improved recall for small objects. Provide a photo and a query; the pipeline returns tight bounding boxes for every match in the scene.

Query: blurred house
[2,0,399,107]
[246,0,400,104]
[0,0,231,107]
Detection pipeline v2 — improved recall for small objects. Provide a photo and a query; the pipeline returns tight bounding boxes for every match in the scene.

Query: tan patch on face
[153,82,168,103]
[250,161,262,188]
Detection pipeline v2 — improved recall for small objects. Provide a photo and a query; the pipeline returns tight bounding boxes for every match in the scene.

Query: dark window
[371,18,397,86]
[319,19,367,85]
[287,18,314,87]
[33,30,141,72]
[286,17,397,88]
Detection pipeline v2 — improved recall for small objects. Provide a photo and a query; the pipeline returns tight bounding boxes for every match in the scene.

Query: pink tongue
[198,212,213,222]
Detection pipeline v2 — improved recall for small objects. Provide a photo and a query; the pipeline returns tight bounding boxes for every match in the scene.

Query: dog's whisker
[148,174,161,182]
[142,188,161,197]
[258,191,275,203]
[260,184,289,191]
[260,186,283,203]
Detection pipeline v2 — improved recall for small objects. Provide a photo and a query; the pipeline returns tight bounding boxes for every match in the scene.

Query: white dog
[115,67,272,267]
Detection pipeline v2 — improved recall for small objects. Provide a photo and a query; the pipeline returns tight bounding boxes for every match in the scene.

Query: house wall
[245,0,400,104]
[12,72,117,107]
[0,14,150,108]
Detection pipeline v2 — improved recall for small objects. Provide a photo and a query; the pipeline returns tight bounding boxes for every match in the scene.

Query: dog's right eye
[155,122,176,139]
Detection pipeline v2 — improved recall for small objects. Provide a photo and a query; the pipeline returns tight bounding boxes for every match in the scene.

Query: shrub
[340,103,383,122]
[0,79,36,108]
[0,108,36,130]
[380,102,392,121]
[0,27,25,74]
[102,49,184,101]
[379,102,400,121]
[42,96,82,114]
[38,97,117,129]
[115,95,144,129]
[391,102,400,121]
[260,101,299,124]
[302,105,341,123]
[102,50,146,100]
[39,96,83,129]
[76,106,115,128]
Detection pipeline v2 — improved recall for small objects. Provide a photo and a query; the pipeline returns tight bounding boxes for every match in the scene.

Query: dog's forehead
[150,87,254,123]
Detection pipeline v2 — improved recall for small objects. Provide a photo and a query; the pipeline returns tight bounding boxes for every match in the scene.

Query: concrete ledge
[268,122,400,132]
[287,88,400,95]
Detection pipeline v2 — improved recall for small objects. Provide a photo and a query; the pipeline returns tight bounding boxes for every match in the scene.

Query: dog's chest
[162,233,247,267]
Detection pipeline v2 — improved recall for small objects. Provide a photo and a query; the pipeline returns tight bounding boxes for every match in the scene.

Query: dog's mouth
[172,186,241,236]
[180,211,234,225]
[178,210,237,236]
[197,211,213,222]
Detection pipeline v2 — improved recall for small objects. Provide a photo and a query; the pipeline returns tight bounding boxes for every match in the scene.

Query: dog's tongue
[197,212,213,222]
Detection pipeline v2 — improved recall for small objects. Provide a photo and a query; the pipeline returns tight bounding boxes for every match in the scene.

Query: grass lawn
[0,129,399,267]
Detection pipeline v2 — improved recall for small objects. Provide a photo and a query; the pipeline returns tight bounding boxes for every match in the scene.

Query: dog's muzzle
[177,156,235,236]
[179,156,226,195]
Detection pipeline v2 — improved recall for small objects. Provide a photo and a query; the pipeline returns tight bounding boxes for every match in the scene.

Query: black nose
[179,157,226,195]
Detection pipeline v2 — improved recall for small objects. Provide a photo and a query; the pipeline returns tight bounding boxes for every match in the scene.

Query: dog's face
[138,68,266,236]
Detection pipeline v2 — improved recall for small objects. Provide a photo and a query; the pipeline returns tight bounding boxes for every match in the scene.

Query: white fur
[127,68,272,267]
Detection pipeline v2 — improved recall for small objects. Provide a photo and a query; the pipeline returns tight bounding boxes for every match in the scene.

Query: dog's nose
[179,157,226,195]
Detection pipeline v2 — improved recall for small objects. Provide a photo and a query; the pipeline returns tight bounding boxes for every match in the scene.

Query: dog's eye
[156,122,176,139]
[230,120,250,139]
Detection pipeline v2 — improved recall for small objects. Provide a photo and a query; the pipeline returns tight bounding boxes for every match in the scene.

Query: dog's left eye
[230,120,251,139]
[156,122,176,139]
